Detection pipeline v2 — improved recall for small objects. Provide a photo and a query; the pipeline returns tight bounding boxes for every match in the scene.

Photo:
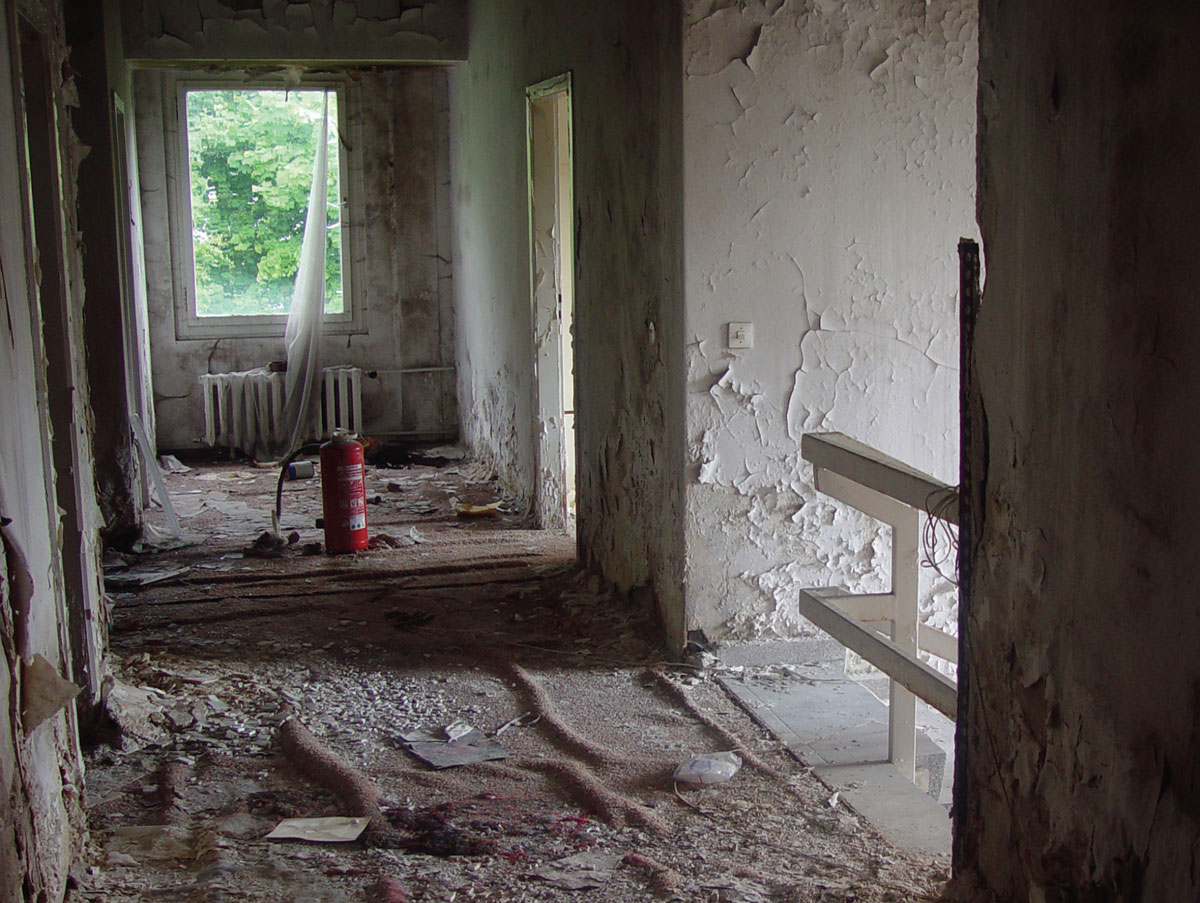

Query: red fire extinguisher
[320,432,368,553]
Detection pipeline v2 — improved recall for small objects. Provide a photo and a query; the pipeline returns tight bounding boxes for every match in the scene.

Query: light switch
[728,322,754,349]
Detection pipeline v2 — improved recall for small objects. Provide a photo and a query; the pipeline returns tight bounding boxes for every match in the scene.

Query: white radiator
[321,366,363,436]
[200,366,362,454]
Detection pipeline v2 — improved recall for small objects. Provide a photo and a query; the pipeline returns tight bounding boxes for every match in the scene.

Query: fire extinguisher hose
[273,443,323,535]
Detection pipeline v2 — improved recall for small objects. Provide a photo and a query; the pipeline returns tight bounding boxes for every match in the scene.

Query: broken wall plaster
[1,3,98,900]
[137,67,457,446]
[120,0,467,63]
[682,0,976,641]
[66,0,154,547]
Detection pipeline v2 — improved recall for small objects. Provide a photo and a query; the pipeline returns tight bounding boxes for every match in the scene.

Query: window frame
[166,74,365,340]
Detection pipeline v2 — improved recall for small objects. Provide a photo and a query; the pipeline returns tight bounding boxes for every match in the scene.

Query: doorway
[526,74,575,531]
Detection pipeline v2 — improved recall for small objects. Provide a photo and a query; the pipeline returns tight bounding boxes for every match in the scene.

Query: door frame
[525,73,576,530]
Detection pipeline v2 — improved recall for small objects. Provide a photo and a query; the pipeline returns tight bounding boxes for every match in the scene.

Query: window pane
[185,89,343,317]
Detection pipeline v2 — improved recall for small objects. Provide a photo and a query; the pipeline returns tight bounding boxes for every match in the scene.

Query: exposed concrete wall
[120,0,466,63]
[449,1,687,646]
[1,0,102,898]
[136,66,457,448]
[681,0,976,641]
[956,3,1200,900]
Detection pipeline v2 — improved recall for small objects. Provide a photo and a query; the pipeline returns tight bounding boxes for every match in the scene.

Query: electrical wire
[921,486,960,586]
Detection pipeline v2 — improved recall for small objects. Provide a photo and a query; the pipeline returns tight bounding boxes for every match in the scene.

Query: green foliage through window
[186,89,344,318]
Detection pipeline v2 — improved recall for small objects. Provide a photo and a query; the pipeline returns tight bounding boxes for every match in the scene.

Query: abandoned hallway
[81,458,945,900]
[4,1,1200,902]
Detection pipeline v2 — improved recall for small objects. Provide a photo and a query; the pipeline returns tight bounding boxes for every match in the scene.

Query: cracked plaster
[682,0,977,642]
[120,0,466,63]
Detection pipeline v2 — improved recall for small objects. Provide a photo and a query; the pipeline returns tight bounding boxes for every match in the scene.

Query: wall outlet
[728,322,754,349]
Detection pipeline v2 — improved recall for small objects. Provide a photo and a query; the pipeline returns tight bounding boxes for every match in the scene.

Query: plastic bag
[673,751,743,785]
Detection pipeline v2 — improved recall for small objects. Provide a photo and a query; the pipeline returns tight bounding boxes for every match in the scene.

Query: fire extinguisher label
[346,513,366,531]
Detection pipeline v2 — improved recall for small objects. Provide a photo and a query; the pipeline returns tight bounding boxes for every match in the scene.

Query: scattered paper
[532,851,623,890]
[171,496,207,518]
[450,497,503,517]
[495,712,540,736]
[159,454,192,474]
[104,564,192,589]
[208,499,259,519]
[265,816,370,843]
[442,720,474,742]
[197,472,256,483]
[400,725,510,769]
[131,523,204,553]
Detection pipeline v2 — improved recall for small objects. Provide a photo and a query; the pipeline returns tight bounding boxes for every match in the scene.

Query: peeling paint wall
[136,66,457,447]
[682,0,977,641]
[2,0,102,898]
[120,0,466,63]
[956,3,1200,900]
[67,0,151,545]
[449,1,687,646]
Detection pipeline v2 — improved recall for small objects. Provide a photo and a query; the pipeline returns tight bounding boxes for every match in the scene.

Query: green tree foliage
[186,89,343,318]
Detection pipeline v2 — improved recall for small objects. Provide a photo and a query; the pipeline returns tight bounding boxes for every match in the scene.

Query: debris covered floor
[83,456,946,902]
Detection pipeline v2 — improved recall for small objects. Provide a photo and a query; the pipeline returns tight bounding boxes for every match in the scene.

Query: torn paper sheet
[104,564,192,589]
[399,726,510,769]
[265,816,370,843]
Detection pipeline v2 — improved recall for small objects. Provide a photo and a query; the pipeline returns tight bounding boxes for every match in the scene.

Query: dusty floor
[80,452,948,902]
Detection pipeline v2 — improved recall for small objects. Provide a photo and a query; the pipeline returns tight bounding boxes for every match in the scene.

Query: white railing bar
[834,609,960,667]
[815,468,916,531]
[828,593,896,622]
[800,588,958,719]
[918,624,959,664]
[802,432,958,525]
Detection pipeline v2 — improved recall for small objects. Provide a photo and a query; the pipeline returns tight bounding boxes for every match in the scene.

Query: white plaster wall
[449,0,687,647]
[682,0,977,641]
[136,67,457,448]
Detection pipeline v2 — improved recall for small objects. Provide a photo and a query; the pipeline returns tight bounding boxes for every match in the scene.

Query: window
[168,78,361,339]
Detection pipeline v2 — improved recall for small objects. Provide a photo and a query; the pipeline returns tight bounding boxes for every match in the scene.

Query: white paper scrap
[265,816,370,843]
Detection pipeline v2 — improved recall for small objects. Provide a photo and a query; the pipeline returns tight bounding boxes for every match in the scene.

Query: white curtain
[275,91,330,458]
